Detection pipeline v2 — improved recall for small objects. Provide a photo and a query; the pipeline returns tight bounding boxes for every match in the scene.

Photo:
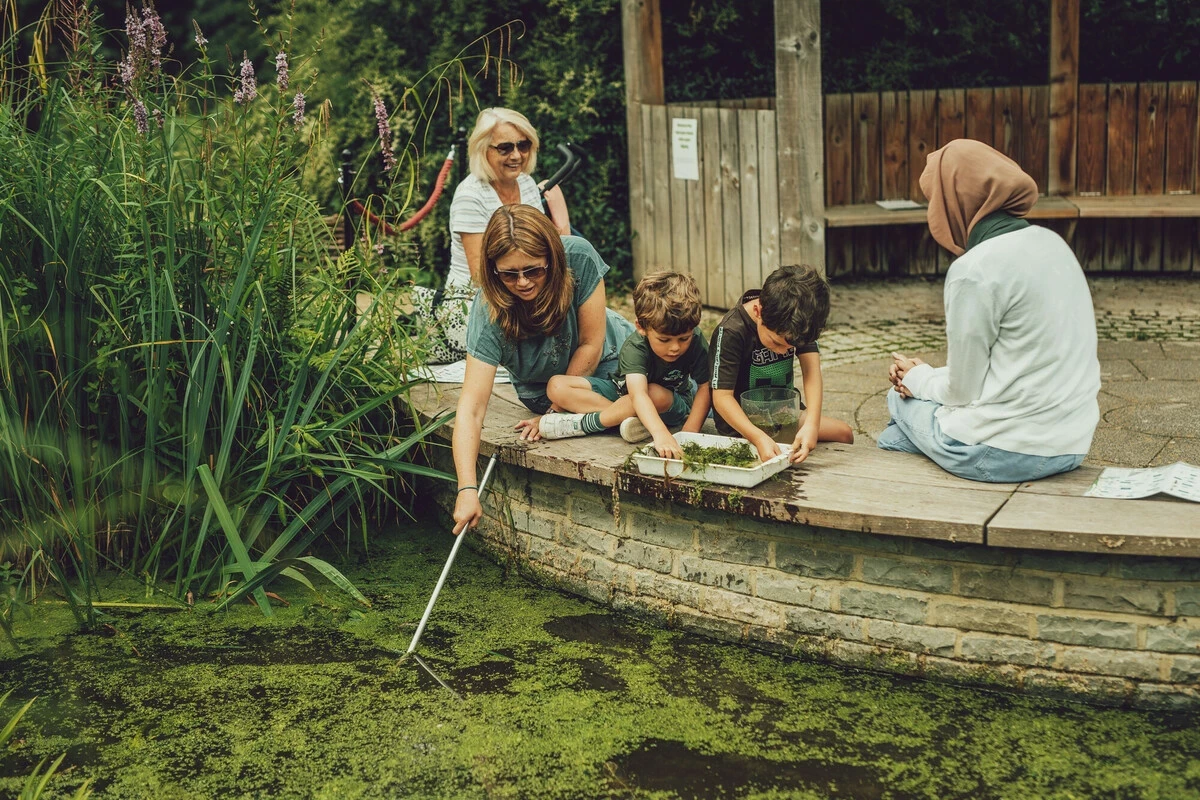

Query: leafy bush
[0,0,452,626]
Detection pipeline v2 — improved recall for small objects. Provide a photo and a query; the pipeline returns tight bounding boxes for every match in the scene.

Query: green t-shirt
[613,328,710,396]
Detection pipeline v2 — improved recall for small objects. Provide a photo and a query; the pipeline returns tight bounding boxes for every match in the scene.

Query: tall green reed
[0,0,458,625]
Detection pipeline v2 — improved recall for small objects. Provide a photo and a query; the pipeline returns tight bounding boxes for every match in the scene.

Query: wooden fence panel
[633,103,651,275]
[1134,82,1167,271]
[825,94,853,207]
[667,107,692,283]
[757,109,781,283]
[1075,84,1108,271]
[965,88,995,146]
[648,104,673,270]
[1164,82,1198,272]
[738,110,764,292]
[853,93,881,203]
[719,108,744,307]
[1022,85,1050,193]
[1076,84,1108,194]
[1165,82,1198,194]
[937,89,966,146]
[993,86,1024,165]
[825,94,854,277]
[879,92,911,275]
[880,92,909,199]
[854,92,882,275]
[673,107,709,301]
[909,90,939,274]
[700,108,725,307]
[1105,83,1138,271]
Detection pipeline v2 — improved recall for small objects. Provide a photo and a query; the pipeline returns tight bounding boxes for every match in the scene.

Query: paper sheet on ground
[408,360,509,384]
[1084,461,1200,502]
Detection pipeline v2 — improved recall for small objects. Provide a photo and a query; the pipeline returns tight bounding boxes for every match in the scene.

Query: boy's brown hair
[632,271,702,335]
[759,264,830,346]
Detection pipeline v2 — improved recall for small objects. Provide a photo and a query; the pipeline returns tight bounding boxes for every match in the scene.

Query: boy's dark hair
[633,271,702,335]
[758,264,830,346]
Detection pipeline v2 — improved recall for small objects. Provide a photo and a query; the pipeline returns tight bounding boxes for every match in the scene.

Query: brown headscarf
[920,139,1039,256]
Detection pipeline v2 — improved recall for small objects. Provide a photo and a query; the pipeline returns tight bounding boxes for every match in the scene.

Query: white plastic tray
[631,432,792,488]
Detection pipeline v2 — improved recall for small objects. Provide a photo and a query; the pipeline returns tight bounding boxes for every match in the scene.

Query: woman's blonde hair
[467,108,540,183]
[479,205,573,341]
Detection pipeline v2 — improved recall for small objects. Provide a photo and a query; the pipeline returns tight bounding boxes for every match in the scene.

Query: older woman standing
[452,205,634,534]
[417,108,570,363]
[879,139,1101,483]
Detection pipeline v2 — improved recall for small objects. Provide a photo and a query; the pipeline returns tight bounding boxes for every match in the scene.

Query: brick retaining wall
[431,454,1200,709]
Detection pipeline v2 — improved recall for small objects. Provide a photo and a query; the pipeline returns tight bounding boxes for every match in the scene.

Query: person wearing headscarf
[879,139,1100,482]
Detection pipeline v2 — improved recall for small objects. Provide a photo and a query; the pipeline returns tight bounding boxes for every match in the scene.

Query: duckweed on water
[1,521,1198,799]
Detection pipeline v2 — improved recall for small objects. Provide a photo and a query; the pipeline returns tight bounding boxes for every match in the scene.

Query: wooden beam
[622,0,664,280]
[774,0,825,274]
[1048,0,1080,195]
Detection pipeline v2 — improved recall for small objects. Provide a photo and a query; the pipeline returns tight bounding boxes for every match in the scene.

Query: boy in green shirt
[539,272,712,458]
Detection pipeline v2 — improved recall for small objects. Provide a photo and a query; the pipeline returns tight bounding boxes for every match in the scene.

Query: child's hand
[652,432,683,460]
[751,432,781,463]
[789,421,819,464]
[514,415,543,441]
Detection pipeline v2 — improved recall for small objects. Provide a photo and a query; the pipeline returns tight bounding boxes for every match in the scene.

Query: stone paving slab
[811,277,1200,469]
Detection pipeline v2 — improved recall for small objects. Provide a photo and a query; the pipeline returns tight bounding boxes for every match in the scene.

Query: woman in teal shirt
[451,205,634,535]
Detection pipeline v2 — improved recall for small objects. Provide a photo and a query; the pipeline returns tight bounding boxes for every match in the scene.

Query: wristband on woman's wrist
[457,485,478,494]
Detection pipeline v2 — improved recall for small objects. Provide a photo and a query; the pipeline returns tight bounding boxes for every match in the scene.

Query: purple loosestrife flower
[125,8,147,56]
[133,99,149,134]
[152,108,164,128]
[141,6,167,69]
[374,95,396,172]
[234,55,257,105]
[275,51,289,91]
[292,92,306,128]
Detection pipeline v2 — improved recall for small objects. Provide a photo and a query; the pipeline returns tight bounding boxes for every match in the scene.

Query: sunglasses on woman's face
[494,264,547,284]
[489,139,532,156]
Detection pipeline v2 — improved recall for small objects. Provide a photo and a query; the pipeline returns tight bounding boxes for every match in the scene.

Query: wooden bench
[1067,194,1200,219]
[825,196,1081,229]
[409,382,1200,558]
[825,194,1200,230]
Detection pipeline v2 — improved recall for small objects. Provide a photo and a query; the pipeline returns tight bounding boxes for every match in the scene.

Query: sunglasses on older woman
[488,139,533,156]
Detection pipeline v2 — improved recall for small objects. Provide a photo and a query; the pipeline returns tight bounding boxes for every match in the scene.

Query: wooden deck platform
[410,382,1200,558]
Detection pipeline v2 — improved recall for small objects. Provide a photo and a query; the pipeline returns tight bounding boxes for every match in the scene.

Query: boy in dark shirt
[709,264,854,464]
[540,272,711,458]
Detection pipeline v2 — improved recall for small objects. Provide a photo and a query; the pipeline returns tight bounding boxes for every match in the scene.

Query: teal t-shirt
[613,328,710,396]
[466,236,635,400]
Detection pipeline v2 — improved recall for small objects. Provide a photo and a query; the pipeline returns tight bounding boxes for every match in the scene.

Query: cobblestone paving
[820,312,1200,367]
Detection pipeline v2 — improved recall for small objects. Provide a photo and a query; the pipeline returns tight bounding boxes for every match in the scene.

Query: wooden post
[622,0,664,281]
[775,0,825,274]
[1048,0,1080,196]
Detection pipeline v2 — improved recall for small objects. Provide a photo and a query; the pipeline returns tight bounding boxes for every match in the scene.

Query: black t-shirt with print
[708,290,819,435]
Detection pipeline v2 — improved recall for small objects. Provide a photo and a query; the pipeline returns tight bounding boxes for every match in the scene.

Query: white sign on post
[671,118,699,181]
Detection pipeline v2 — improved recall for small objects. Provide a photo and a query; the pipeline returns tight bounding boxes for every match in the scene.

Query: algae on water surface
[1,523,1198,799]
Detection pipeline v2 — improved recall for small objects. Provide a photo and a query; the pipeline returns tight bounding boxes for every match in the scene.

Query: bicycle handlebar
[539,142,587,196]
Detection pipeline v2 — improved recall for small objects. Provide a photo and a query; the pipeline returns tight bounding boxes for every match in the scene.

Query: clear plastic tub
[740,386,803,443]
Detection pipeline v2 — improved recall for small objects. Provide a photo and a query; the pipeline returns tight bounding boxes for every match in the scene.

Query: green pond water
[1,520,1198,799]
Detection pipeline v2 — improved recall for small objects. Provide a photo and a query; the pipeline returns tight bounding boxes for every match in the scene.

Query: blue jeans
[877,390,1084,483]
